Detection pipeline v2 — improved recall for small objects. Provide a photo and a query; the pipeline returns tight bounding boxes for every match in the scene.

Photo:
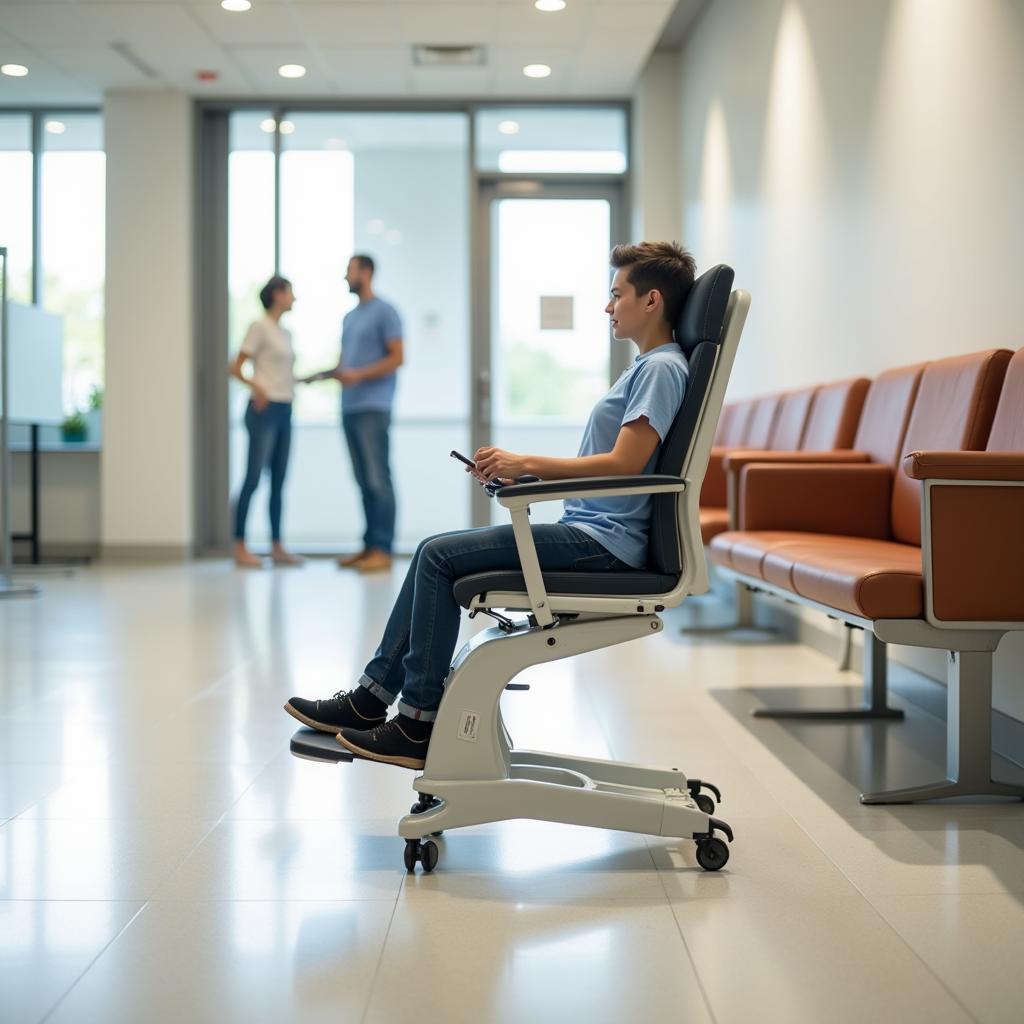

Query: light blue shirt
[560,343,689,568]
[340,297,403,413]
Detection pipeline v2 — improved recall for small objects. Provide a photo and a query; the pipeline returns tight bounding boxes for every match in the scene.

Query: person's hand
[251,385,269,412]
[297,372,322,385]
[473,446,529,482]
[338,369,363,388]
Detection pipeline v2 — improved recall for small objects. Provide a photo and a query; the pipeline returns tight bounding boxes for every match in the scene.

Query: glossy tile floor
[3,561,1024,1023]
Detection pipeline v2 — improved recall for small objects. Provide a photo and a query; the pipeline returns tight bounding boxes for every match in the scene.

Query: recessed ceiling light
[523,64,551,79]
[1,64,29,78]
[535,0,567,11]
[45,120,66,135]
[498,120,520,135]
[278,63,306,79]
[279,120,295,135]
[221,0,252,10]
[367,219,386,235]
[260,118,277,133]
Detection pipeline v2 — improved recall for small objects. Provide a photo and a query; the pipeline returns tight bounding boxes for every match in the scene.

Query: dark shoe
[337,715,433,770]
[284,688,387,734]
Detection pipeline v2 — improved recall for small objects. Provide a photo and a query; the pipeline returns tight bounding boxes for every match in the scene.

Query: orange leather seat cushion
[700,508,730,544]
[712,531,923,618]
[784,536,923,618]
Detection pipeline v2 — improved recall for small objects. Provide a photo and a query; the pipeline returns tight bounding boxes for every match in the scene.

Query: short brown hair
[609,242,696,327]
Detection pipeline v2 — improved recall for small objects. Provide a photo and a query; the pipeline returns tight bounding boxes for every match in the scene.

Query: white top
[240,316,295,403]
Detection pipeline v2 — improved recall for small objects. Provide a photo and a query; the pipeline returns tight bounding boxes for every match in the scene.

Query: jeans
[358,523,629,720]
[233,401,292,542]
[343,410,396,553]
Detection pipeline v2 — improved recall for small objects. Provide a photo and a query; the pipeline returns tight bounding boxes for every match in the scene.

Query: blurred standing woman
[229,276,304,568]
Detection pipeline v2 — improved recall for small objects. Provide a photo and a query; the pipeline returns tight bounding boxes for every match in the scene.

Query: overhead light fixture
[259,118,276,133]
[1,64,29,77]
[279,120,295,135]
[523,64,551,79]
[498,120,520,135]
[535,0,567,11]
[45,120,66,135]
[278,63,306,79]
[221,0,252,10]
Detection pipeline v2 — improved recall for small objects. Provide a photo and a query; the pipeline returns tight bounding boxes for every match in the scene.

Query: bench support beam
[753,631,904,720]
[861,649,1024,803]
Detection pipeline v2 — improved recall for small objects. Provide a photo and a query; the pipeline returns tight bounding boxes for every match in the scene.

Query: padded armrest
[738,462,892,538]
[904,450,1024,481]
[724,449,870,474]
[497,474,684,507]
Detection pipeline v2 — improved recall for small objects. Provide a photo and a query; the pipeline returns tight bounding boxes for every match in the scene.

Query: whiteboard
[3,302,64,423]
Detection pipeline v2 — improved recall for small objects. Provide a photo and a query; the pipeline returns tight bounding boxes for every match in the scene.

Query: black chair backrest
[649,264,735,574]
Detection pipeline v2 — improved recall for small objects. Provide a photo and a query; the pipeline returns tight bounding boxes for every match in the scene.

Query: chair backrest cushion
[744,395,780,448]
[768,387,816,449]
[986,347,1024,451]
[891,348,1012,545]
[852,361,926,468]
[801,377,870,450]
[650,264,735,573]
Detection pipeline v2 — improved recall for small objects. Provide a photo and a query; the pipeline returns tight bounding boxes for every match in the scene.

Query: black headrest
[674,264,735,358]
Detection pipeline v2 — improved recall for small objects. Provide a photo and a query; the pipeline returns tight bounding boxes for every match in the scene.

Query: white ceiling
[0,0,686,105]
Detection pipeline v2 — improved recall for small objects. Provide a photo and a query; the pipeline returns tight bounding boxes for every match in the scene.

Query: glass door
[475,182,625,525]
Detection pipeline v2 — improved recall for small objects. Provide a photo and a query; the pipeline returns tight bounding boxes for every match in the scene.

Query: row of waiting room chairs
[696,347,1024,803]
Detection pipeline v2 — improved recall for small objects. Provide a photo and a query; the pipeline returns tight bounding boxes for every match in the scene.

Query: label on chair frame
[457,711,480,743]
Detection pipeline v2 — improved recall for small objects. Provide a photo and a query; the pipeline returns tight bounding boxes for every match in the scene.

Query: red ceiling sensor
[196,70,220,82]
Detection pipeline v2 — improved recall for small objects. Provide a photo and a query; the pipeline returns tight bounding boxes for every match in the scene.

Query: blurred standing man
[306,255,404,572]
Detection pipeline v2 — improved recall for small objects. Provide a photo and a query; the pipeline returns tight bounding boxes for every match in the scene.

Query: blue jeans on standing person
[343,409,396,553]
[356,524,629,720]
[233,401,292,541]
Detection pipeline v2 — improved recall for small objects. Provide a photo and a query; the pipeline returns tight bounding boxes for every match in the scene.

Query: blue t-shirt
[560,343,689,568]
[340,297,403,413]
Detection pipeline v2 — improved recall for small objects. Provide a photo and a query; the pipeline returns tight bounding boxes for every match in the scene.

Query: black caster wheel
[403,837,440,872]
[420,839,439,872]
[694,793,716,815]
[695,837,729,872]
[404,839,420,871]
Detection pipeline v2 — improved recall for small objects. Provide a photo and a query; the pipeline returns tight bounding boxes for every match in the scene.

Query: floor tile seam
[142,810,244,902]
[789,818,984,1022]
[181,656,259,708]
[37,899,151,1024]
[360,879,406,1024]
[663,897,720,1024]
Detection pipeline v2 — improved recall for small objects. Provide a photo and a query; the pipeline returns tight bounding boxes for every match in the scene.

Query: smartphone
[450,449,476,469]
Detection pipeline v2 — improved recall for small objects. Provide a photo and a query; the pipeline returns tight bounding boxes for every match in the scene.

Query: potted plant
[61,410,87,443]
[86,385,103,443]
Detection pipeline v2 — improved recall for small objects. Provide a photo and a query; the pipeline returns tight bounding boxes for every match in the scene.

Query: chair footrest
[289,727,354,763]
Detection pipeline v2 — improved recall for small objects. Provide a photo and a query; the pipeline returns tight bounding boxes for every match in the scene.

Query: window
[0,114,33,304]
[475,107,628,174]
[41,113,105,412]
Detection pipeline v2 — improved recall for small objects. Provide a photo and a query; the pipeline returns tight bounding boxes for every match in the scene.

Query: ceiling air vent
[412,45,486,67]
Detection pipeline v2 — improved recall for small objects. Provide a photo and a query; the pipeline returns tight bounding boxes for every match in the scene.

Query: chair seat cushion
[714,531,923,619]
[700,507,730,544]
[452,570,677,609]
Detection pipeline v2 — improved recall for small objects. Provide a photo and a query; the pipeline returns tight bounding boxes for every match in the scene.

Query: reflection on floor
[1,561,1023,1023]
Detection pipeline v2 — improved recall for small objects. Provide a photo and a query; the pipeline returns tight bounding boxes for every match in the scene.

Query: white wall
[678,0,1024,396]
[102,90,194,556]
[670,0,1024,718]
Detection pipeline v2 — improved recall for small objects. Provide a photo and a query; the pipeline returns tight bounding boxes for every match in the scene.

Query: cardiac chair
[291,265,750,873]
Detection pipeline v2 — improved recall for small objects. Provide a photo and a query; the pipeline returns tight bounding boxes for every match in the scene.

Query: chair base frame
[292,615,733,860]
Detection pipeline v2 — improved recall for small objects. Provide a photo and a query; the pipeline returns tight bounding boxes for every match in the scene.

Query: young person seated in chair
[284,242,696,769]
